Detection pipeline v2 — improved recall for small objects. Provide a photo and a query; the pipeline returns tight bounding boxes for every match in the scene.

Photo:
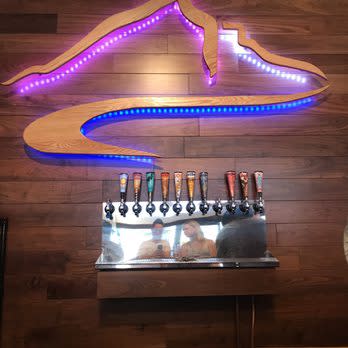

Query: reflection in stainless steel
[97,200,278,270]
[213,199,223,215]
[95,256,279,269]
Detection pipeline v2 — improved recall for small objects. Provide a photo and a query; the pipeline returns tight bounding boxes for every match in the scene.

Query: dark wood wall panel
[0,0,348,347]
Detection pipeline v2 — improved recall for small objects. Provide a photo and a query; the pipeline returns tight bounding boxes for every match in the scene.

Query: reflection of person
[136,218,171,259]
[344,218,348,263]
[102,221,124,262]
[216,215,266,258]
[178,220,216,258]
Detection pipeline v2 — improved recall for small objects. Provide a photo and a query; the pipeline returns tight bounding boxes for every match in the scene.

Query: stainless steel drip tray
[95,256,279,270]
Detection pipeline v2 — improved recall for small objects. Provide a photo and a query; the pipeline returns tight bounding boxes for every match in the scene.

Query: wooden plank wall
[0,0,348,347]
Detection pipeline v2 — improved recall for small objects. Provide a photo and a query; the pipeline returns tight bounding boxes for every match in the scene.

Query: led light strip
[17,1,309,94]
[80,97,313,135]
[219,34,306,84]
[239,53,306,83]
[19,3,207,94]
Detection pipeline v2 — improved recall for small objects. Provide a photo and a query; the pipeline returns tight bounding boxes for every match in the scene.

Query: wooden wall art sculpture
[1,0,329,158]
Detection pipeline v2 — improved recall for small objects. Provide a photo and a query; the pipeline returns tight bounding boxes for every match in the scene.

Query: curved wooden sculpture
[1,0,218,85]
[24,87,328,158]
[2,0,329,158]
[222,22,327,80]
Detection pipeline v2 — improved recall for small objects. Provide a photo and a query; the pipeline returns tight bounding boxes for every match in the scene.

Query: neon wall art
[1,0,329,160]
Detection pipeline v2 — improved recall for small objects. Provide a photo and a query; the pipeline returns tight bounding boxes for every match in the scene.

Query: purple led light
[17,1,308,95]
[18,2,210,93]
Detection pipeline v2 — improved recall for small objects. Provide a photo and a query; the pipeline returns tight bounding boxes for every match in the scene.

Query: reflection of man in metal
[344,218,348,263]
[216,214,266,258]
[137,218,171,259]
[102,221,124,262]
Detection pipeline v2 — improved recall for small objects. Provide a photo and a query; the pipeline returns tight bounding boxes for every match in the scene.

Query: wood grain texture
[97,269,278,298]
[0,0,347,347]
[1,0,219,85]
[23,87,328,158]
[222,21,328,80]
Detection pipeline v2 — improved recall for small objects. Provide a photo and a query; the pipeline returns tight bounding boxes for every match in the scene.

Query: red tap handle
[161,172,170,201]
[225,171,236,200]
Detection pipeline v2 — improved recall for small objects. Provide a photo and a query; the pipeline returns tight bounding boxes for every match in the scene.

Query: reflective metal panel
[96,201,278,270]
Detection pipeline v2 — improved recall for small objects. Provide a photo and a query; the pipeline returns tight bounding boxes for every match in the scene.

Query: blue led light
[79,97,315,159]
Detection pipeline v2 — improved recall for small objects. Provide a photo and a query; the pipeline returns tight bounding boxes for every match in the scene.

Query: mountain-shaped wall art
[1,0,329,160]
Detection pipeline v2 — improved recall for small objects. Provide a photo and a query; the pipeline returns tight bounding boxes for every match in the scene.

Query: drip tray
[95,256,279,270]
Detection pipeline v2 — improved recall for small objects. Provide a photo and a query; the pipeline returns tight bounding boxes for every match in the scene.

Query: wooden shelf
[97,268,278,299]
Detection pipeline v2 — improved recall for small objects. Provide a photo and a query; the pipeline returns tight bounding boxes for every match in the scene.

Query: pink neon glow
[17,2,308,94]
[19,2,207,94]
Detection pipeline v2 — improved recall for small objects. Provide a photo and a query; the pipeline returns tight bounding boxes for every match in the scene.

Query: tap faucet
[173,171,183,216]
[253,170,265,214]
[132,172,142,217]
[239,171,250,214]
[145,172,156,216]
[118,173,129,217]
[186,171,196,215]
[104,199,115,220]
[225,170,237,214]
[199,172,210,215]
[159,172,170,216]
[212,198,223,215]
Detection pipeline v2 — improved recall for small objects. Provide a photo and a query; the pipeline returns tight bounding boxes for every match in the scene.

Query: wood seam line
[23,87,328,158]
[1,0,219,86]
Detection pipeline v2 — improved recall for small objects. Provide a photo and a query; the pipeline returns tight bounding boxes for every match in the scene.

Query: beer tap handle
[173,172,183,215]
[118,173,129,217]
[187,171,196,201]
[239,171,250,213]
[225,171,237,214]
[199,172,210,215]
[174,171,183,202]
[254,171,264,200]
[146,172,155,202]
[225,171,236,201]
[253,170,265,213]
[132,172,142,217]
[161,172,170,202]
[186,171,196,215]
[146,172,156,216]
[160,172,170,216]
[199,172,208,201]
[239,171,249,201]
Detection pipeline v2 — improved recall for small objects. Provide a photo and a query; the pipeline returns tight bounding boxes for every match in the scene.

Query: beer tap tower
[103,169,266,220]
